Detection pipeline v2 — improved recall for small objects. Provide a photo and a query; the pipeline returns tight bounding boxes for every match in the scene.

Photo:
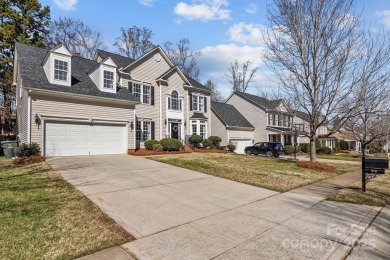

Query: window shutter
[151,121,155,140]
[151,86,155,105]
[168,97,171,110]
[128,82,133,93]
[189,94,193,111]
[204,97,207,112]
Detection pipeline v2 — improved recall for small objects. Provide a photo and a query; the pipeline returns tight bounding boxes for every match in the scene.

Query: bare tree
[164,38,201,80]
[343,29,390,157]
[204,79,224,102]
[263,0,364,162]
[225,60,258,93]
[46,17,107,59]
[114,26,155,59]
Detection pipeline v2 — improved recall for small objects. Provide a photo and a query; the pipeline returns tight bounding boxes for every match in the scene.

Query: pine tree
[0,0,50,134]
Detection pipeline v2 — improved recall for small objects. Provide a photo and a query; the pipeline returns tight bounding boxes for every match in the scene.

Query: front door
[171,123,179,139]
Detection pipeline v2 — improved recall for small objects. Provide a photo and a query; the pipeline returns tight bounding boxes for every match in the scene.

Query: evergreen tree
[0,0,50,134]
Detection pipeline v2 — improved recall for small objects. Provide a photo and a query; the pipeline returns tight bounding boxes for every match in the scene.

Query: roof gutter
[23,87,140,105]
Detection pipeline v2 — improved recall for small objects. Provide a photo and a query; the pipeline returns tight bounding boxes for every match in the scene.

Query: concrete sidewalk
[48,155,384,260]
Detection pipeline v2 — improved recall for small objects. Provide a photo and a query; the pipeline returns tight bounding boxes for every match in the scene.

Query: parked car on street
[244,142,284,157]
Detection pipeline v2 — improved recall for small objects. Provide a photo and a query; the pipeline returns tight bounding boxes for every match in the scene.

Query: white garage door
[45,122,127,156]
[230,139,253,154]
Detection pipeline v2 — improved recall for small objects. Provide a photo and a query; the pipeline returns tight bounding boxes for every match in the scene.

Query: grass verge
[328,171,390,206]
[0,161,133,260]
[149,153,359,192]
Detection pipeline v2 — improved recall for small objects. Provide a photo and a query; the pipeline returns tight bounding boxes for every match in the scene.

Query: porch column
[281,134,285,145]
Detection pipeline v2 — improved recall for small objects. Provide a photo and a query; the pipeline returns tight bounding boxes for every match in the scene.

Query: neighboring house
[292,109,328,145]
[211,101,254,154]
[324,132,361,151]
[14,42,211,156]
[225,91,300,145]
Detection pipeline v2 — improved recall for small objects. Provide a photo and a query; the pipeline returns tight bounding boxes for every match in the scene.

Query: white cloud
[198,44,271,97]
[53,0,78,11]
[174,0,231,21]
[139,0,155,7]
[228,22,266,45]
[245,3,257,14]
[376,10,390,29]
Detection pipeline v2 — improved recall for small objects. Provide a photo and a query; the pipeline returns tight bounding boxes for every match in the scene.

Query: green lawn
[314,154,361,162]
[149,153,359,192]
[0,161,133,260]
[328,171,390,206]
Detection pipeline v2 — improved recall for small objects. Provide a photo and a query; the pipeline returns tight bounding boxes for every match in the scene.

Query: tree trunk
[310,139,317,162]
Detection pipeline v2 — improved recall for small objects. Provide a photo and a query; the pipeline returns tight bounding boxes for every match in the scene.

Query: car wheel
[266,151,273,157]
[274,154,280,158]
[246,150,252,155]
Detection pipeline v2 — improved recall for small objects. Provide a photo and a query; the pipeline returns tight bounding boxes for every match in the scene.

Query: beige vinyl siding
[211,111,228,146]
[30,93,135,150]
[293,116,311,144]
[229,130,254,141]
[89,67,100,88]
[226,94,270,142]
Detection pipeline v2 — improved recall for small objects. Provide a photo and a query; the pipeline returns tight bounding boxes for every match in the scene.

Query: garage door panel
[231,139,252,154]
[45,122,126,157]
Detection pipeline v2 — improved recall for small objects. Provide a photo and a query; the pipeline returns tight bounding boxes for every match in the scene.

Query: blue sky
[42,0,390,97]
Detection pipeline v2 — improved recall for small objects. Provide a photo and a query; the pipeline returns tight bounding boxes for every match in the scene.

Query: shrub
[159,138,182,151]
[339,140,349,150]
[333,147,342,153]
[189,134,203,145]
[202,138,213,148]
[284,145,301,155]
[219,146,227,150]
[315,139,322,149]
[208,136,222,148]
[144,140,160,150]
[296,161,336,173]
[227,144,236,152]
[18,143,41,157]
[316,147,332,154]
[153,144,163,151]
[299,143,310,153]
[13,155,44,165]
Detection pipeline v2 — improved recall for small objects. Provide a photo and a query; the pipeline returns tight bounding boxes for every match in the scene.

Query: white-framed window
[131,82,151,104]
[54,59,68,81]
[191,94,205,112]
[103,70,114,89]
[191,120,207,138]
[168,90,183,111]
[136,120,151,141]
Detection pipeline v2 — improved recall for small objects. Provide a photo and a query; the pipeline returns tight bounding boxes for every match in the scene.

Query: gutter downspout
[27,90,31,144]
[159,82,162,139]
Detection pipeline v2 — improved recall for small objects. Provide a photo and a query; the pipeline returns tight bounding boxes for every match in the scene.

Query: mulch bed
[128,148,231,156]
[13,156,44,165]
[297,161,336,173]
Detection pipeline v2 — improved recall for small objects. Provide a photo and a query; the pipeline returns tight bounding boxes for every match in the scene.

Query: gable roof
[15,42,138,102]
[232,91,285,111]
[292,109,310,122]
[98,48,209,92]
[211,101,254,128]
[96,49,135,69]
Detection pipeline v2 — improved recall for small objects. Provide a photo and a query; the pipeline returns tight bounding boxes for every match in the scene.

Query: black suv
[244,142,284,157]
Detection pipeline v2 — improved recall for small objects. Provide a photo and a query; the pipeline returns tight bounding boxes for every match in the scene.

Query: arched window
[169,90,182,111]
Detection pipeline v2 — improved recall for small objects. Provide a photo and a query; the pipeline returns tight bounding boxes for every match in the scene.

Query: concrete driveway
[48,155,382,259]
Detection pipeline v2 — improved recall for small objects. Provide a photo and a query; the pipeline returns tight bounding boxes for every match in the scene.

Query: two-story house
[223,92,298,146]
[14,42,211,156]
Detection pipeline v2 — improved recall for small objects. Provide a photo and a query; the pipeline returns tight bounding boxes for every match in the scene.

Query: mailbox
[364,159,388,175]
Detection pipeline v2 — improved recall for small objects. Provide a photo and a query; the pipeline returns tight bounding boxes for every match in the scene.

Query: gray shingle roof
[211,101,254,128]
[96,49,135,69]
[185,74,209,91]
[235,91,282,110]
[190,112,208,120]
[16,42,138,102]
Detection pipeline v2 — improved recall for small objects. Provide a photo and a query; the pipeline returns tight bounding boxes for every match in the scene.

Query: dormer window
[54,59,68,81]
[103,70,114,89]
